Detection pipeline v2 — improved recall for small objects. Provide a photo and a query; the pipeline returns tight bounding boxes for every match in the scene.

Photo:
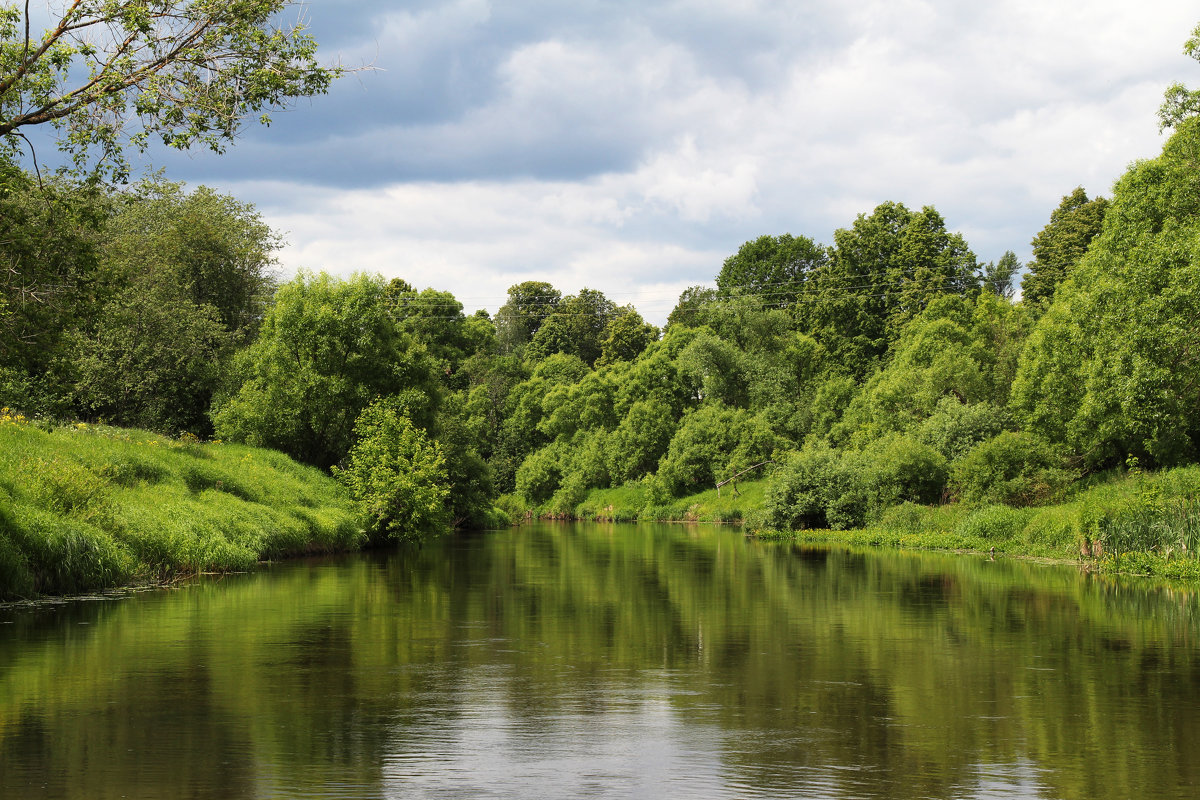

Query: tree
[0,165,106,403]
[0,0,340,177]
[982,250,1019,299]
[1011,117,1200,467]
[526,288,617,366]
[212,272,439,469]
[716,233,828,306]
[1021,188,1107,308]
[1159,21,1200,131]
[597,305,657,366]
[494,281,560,353]
[69,281,231,433]
[102,179,279,340]
[803,202,977,373]
[666,285,716,329]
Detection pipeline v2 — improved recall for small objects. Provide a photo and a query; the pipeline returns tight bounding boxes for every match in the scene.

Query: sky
[129,0,1200,324]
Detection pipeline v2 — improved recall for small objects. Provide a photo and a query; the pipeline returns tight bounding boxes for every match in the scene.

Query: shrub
[333,400,450,542]
[756,442,865,530]
[914,397,1009,461]
[860,433,948,509]
[951,431,1076,506]
[515,443,567,504]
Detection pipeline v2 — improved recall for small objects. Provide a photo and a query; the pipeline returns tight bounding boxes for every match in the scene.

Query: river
[1,521,1198,799]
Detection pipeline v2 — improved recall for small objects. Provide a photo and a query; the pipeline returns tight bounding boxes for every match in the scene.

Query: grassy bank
[502,462,1200,580]
[0,414,362,599]
[753,465,1200,580]
[498,478,770,524]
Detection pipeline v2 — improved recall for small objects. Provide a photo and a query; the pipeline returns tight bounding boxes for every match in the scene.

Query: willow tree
[0,0,340,176]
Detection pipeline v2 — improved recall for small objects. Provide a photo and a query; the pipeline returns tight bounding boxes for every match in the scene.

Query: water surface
[2,521,1198,799]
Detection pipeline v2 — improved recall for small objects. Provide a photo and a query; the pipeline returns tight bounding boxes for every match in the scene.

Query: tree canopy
[0,0,340,176]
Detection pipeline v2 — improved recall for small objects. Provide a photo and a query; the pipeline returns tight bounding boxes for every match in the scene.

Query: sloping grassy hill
[0,413,362,599]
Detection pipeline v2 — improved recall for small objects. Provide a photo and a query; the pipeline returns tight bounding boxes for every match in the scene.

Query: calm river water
[2,521,1199,799]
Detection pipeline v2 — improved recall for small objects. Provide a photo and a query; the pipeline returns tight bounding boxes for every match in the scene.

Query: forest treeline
[5,109,1200,542]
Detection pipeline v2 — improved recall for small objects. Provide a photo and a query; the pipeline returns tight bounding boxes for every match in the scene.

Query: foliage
[526,288,617,366]
[102,179,279,339]
[0,0,340,178]
[597,305,658,366]
[433,391,496,527]
[914,397,1009,462]
[0,166,107,383]
[981,250,1019,299]
[68,282,232,434]
[716,233,828,306]
[803,202,978,373]
[950,431,1075,507]
[333,399,449,542]
[1158,22,1200,130]
[1020,187,1107,308]
[667,285,717,329]
[859,433,948,510]
[1011,117,1200,468]
[495,280,561,353]
[656,404,778,497]
[212,272,439,470]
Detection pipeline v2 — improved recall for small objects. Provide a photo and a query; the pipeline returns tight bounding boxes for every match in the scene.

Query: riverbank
[497,478,770,525]
[507,463,1200,580]
[752,465,1200,580]
[0,415,362,599]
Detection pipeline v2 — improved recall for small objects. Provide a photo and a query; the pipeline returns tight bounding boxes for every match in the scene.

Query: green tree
[804,202,977,373]
[68,282,231,433]
[982,250,1019,299]
[432,391,495,527]
[597,305,658,366]
[526,288,616,366]
[102,179,279,340]
[333,398,449,542]
[0,0,339,177]
[666,285,717,329]
[1021,188,1107,308]
[0,165,106,389]
[388,286,491,388]
[1011,118,1200,467]
[495,281,560,353]
[715,233,828,306]
[1158,21,1200,130]
[212,272,439,469]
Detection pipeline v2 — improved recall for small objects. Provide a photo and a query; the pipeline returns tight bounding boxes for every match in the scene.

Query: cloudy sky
[140,0,1198,324]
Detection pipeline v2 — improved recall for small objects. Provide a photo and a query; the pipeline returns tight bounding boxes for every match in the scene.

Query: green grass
[750,465,1200,579]
[502,478,771,525]
[0,421,362,599]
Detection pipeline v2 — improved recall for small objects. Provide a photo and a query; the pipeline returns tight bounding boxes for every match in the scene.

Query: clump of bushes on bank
[0,418,362,599]
[753,464,1200,579]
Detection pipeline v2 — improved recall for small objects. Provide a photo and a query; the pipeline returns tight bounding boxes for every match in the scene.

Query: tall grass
[0,421,362,599]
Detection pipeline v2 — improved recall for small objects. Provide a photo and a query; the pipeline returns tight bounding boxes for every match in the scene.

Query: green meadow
[0,414,361,599]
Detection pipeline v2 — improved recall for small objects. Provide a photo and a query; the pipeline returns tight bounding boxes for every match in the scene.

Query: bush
[515,443,567,504]
[756,442,865,530]
[860,434,948,509]
[333,400,450,542]
[914,397,1009,461]
[951,431,1076,506]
